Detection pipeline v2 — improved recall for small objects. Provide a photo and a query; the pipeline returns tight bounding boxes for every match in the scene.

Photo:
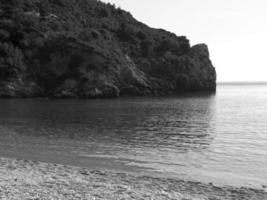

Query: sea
[0,83,266,189]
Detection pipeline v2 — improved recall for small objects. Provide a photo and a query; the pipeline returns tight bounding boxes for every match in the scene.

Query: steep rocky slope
[0,0,216,98]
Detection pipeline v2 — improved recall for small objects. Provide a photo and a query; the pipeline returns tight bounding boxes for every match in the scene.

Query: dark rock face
[0,0,216,98]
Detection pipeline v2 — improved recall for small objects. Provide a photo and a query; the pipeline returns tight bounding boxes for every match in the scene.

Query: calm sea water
[0,84,267,189]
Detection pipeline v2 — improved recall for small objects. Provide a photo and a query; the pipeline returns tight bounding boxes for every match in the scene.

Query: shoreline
[0,157,266,200]
[0,89,216,99]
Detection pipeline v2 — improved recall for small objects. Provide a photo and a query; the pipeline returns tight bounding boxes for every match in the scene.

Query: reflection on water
[0,85,267,189]
[0,95,215,151]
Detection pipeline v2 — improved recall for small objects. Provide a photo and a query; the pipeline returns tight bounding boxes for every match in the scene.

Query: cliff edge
[0,0,216,98]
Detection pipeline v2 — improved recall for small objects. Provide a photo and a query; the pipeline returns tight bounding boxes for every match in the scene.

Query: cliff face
[0,0,216,98]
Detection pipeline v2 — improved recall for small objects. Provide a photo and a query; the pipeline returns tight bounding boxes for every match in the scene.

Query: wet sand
[0,157,266,200]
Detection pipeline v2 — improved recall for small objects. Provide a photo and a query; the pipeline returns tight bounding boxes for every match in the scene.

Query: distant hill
[0,0,216,98]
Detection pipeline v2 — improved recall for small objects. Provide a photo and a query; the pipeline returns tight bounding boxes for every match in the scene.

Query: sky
[100,0,267,82]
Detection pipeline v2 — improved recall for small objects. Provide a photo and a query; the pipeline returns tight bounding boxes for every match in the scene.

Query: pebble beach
[0,157,266,200]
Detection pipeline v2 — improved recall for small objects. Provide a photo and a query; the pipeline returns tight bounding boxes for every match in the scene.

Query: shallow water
[0,84,267,188]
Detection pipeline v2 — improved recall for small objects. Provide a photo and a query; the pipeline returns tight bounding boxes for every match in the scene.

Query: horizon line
[217,81,267,85]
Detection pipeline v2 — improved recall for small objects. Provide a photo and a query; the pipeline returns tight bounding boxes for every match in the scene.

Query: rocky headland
[0,0,216,98]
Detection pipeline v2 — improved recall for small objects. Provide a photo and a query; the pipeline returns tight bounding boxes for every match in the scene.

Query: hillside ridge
[0,0,216,98]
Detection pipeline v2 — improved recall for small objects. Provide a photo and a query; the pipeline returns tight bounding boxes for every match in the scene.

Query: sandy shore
[0,157,266,200]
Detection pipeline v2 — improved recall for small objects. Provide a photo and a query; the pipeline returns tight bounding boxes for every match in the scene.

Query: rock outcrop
[0,0,216,98]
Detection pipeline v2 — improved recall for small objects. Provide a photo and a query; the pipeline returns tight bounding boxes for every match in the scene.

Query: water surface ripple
[0,84,267,188]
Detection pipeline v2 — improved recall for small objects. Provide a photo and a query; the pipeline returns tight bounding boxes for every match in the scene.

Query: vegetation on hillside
[0,0,216,97]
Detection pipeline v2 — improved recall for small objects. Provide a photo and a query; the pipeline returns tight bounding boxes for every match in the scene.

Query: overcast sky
[101,0,267,82]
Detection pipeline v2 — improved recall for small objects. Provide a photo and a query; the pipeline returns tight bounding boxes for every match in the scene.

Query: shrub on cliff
[0,42,25,80]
